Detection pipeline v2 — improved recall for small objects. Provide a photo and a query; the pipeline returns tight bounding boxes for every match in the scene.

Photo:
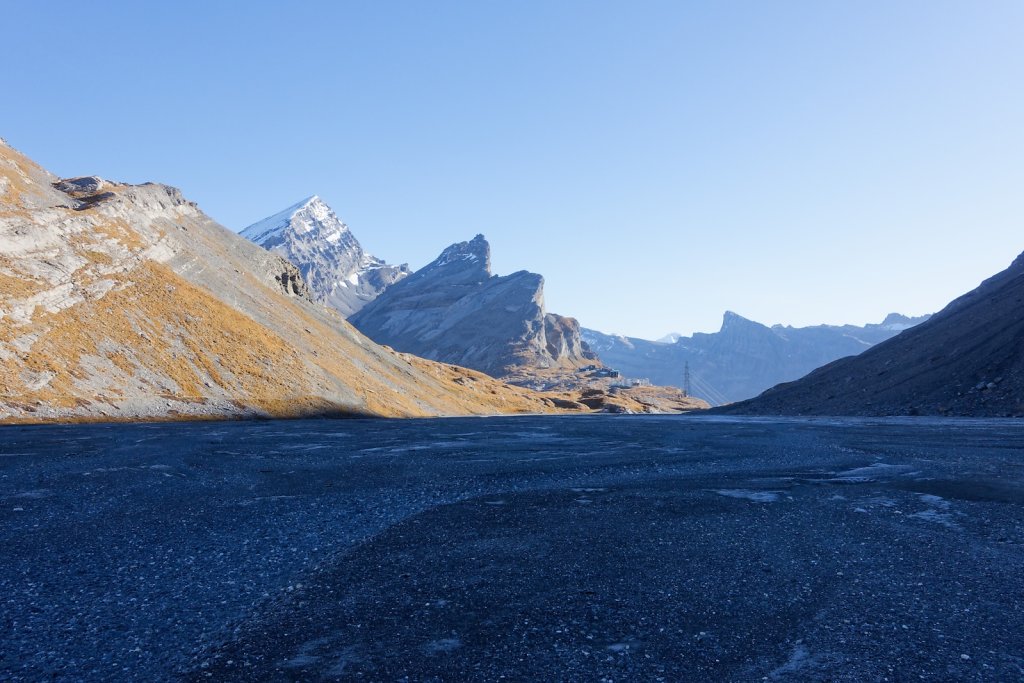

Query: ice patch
[278,444,332,452]
[918,493,951,509]
[832,462,912,482]
[909,509,960,529]
[769,643,811,679]
[239,495,300,507]
[424,638,461,654]
[389,445,432,454]
[11,489,53,499]
[282,654,319,668]
[324,646,363,676]
[715,489,779,503]
[509,431,565,440]
[514,455,572,462]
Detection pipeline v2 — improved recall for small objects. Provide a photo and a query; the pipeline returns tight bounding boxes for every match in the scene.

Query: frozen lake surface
[2,415,1024,681]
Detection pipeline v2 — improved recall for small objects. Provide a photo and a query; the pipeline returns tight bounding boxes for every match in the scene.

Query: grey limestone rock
[351,235,595,378]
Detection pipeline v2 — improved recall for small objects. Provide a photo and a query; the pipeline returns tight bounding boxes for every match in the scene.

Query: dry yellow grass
[1,260,309,408]
[0,271,43,299]
[0,141,591,422]
[107,351,136,374]
[89,215,146,250]
[0,144,47,204]
[80,249,114,266]
[0,255,48,297]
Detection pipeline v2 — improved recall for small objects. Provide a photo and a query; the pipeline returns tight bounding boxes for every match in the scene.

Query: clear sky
[5,1,1022,338]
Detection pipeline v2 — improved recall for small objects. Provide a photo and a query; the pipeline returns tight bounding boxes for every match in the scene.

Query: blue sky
[5,1,1022,338]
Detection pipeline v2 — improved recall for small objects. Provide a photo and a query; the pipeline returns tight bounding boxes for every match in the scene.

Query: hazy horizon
[6,1,1022,338]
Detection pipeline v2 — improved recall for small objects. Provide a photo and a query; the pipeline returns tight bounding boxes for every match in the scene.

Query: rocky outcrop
[544,313,590,361]
[0,139,572,423]
[350,235,597,380]
[241,196,409,317]
[718,252,1024,417]
[272,261,312,299]
[568,385,709,414]
[583,312,930,405]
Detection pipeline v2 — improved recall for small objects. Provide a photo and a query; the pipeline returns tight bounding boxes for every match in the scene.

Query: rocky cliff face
[349,235,597,380]
[582,312,930,405]
[718,253,1024,417]
[241,196,409,317]
[0,140,569,422]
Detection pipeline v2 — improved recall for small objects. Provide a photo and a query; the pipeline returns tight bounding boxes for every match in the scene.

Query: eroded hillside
[0,141,572,422]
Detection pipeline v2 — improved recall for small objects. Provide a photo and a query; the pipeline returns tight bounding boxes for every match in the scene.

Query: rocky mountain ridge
[241,196,409,316]
[350,234,599,381]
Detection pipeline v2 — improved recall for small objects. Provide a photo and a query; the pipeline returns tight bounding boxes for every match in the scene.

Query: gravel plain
[2,415,1023,681]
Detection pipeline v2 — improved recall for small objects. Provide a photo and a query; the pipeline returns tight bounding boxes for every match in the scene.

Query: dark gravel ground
[1,415,1023,681]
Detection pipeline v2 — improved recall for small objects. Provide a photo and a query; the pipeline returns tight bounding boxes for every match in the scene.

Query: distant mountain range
[240,197,937,403]
[241,196,409,316]
[719,252,1024,417]
[583,312,930,405]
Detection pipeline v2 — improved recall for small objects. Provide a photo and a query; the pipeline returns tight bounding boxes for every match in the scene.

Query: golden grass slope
[0,140,568,422]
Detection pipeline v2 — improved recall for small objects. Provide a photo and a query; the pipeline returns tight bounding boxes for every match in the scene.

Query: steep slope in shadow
[718,251,1024,416]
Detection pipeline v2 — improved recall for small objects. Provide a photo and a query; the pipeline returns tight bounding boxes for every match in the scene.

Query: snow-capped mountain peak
[241,196,409,317]
[241,195,349,246]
